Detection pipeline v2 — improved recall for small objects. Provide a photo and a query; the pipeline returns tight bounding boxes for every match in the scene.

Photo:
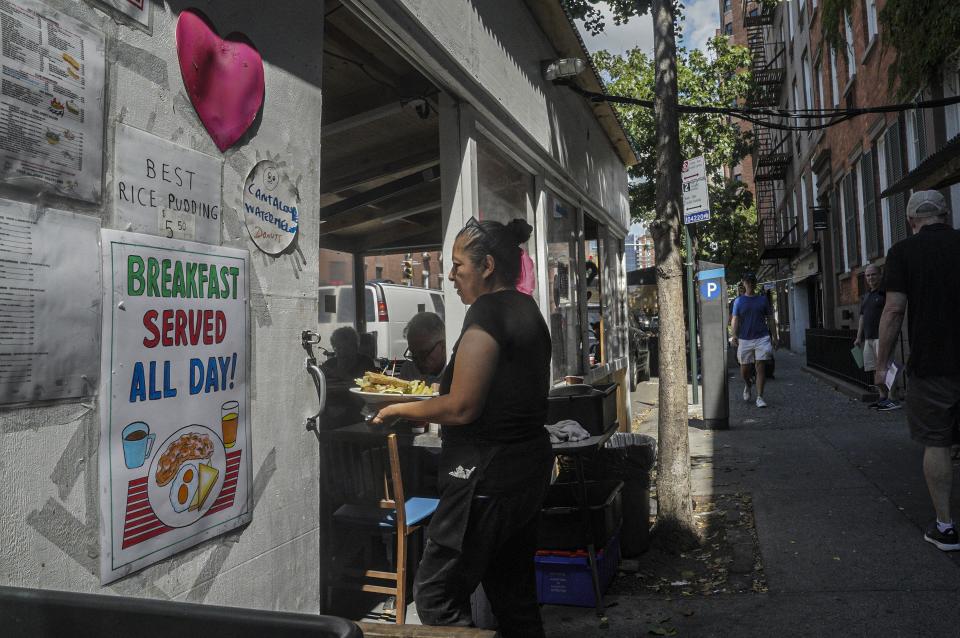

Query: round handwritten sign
[242,160,299,254]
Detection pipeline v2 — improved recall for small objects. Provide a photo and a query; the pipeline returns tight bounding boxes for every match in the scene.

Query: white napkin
[544,419,591,444]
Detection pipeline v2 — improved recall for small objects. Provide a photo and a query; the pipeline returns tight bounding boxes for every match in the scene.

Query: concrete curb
[801,365,878,402]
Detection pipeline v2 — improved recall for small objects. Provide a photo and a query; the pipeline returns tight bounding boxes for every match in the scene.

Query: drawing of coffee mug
[221,401,239,449]
[122,422,155,469]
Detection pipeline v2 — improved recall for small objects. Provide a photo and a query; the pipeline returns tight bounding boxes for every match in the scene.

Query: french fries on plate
[354,371,433,396]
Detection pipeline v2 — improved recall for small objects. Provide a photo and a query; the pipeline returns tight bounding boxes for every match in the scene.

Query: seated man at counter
[397,312,446,385]
[321,325,377,384]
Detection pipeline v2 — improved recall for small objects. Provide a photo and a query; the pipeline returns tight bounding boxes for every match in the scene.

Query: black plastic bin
[557,433,656,557]
[547,383,618,435]
[538,479,623,550]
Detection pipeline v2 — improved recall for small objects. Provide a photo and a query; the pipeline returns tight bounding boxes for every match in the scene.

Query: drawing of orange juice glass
[221,401,239,448]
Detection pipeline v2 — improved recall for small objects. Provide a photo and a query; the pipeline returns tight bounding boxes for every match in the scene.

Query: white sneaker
[756,396,767,408]
[743,384,751,402]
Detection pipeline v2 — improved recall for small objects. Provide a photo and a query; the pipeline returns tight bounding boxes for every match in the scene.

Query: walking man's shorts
[906,373,960,447]
[737,336,773,365]
[862,338,880,372]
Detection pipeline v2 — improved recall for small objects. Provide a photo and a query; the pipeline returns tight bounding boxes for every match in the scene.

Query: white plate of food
[351,372,437,407]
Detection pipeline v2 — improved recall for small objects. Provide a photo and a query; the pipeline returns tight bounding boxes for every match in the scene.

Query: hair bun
[506,218,533,245]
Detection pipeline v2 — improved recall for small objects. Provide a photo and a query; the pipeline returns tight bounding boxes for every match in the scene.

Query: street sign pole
[681,155,710,405]
[684,224,699,405]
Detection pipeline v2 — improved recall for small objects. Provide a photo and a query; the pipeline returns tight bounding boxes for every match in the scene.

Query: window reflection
[546,193,581,381]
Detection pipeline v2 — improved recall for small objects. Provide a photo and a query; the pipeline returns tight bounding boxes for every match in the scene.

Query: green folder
[850,345,864,370]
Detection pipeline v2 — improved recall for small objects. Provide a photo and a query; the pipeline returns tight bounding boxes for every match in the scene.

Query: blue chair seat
[333,497,439,529]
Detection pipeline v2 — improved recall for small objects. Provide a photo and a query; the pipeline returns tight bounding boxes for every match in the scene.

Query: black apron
[426,441,500,552]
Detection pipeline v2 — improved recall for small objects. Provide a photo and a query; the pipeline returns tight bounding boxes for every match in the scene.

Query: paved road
[544,350,960,637]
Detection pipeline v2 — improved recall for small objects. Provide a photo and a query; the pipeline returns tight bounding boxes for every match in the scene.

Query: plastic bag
[516,248,535,296]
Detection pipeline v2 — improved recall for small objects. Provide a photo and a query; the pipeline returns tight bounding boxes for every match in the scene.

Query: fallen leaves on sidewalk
[610,492,768,598]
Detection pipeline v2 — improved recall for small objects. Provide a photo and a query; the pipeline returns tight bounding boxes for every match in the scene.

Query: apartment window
[865,0,878,42]
[844,11,856,79]
[802,52,813,112]
[723,0,731,13]
[800,173,809,233]
[859,151,880,259]
[724,22,733,36]
[793,79,802,112]
[815,61,825,122]
[842,168,860,269]
[905,101,928,170]
[785,199,794,242]
[811,164,819,207]
[881,122,909,244]
[787,0,795,40]
[945,62,960,139]
[829,48,840,106]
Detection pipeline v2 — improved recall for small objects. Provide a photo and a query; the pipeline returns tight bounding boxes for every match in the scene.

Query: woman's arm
[371,325,498,426]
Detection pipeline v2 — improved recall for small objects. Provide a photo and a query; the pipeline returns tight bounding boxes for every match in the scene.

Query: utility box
[697,261,729,429]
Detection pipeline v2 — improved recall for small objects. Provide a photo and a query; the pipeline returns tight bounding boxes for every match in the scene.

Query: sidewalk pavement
[543,350,960,637]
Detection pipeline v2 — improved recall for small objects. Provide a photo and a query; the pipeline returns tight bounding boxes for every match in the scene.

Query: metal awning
[881,133,960,197]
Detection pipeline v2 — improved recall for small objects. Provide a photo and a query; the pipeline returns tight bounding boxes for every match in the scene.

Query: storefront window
[584,215,605,366]
[318,247,359,329]
[546,192,581,382]
[477,137,537,299]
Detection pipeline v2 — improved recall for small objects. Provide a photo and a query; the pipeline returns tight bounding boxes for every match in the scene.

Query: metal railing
[805,329,873,387]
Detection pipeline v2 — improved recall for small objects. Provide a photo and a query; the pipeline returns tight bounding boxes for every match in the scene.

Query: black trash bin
[558,432,656,557]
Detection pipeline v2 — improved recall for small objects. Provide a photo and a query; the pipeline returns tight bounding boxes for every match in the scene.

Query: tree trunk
[649,0,699,550]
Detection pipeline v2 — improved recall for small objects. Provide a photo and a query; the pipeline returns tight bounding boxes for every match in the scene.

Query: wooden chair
[330,433,438,624]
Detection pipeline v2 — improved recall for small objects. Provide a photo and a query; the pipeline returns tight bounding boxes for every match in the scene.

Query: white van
[317,282,445,362]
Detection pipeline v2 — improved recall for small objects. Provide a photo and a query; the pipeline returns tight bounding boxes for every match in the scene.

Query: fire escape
[743,1,798,260]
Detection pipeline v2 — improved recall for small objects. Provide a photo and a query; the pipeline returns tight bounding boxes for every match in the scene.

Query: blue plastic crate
[535,532,620,607]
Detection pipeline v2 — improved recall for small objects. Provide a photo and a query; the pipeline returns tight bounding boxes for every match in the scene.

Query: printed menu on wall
[0,198,100,404]
[0,0,106,202]
[98,230,251,584]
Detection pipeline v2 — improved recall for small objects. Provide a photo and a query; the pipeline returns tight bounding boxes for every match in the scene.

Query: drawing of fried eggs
[169,462,199,513]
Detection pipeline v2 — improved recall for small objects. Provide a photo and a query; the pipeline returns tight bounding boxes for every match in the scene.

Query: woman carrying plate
[373,217,552,637]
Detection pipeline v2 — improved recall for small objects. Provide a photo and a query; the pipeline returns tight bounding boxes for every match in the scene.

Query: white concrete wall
[391,0,630,232]
[0,0,323,611]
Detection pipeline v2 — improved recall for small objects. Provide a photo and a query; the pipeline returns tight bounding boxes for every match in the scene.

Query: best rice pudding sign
[98,229,251,584]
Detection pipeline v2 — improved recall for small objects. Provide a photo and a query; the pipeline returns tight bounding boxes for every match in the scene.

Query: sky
[576,0,721,58]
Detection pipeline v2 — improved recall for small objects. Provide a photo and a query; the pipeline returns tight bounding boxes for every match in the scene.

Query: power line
[565,83,960,132]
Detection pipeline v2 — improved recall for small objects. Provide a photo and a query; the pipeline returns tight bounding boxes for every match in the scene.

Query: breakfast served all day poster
[98,229,251,584]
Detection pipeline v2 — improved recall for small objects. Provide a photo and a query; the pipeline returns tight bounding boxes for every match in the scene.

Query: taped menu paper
[0,199,100,404]
[0,0,106,202]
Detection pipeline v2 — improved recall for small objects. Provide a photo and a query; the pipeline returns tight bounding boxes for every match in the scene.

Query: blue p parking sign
[700,279,721,301]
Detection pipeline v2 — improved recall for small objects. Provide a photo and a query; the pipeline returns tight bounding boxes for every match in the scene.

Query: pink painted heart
[176,9,264,152]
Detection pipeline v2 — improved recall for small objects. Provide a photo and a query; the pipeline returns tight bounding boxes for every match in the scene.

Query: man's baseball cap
[906,190,947,218]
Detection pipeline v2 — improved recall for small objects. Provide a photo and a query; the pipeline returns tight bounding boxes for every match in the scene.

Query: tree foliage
[594,35,759,279]
[563,0,650,36]
[817,0,960,99]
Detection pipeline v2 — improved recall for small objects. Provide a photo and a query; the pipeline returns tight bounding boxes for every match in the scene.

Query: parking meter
[697,262,729,430]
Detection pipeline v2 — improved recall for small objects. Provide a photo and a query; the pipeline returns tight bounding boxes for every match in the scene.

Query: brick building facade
[731,0,960,354]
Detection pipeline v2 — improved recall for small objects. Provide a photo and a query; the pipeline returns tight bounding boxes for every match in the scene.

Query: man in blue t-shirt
[730,273,777,407]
